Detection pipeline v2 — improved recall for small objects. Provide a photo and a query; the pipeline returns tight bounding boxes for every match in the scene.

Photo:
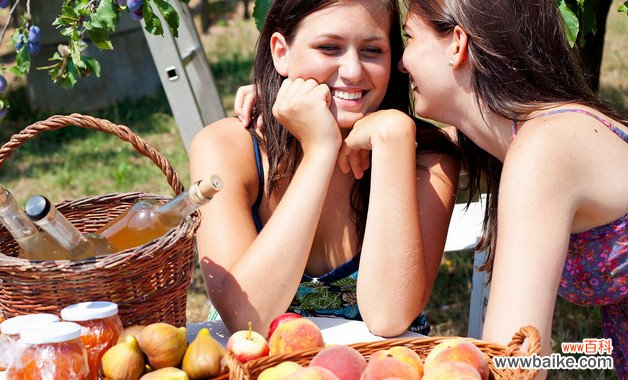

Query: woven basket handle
[505,325,541,356]
[0,113,184,194]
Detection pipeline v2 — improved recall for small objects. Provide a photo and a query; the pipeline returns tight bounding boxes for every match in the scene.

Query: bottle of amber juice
[25,195,114,260]
[0,185,70,260]
[97,175,223,252]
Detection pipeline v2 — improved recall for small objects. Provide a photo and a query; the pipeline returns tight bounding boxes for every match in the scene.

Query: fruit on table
[360,356,419,380]
[369,346,423,377]
[118,325,146,343]
[268,312,304,339]
[285,366,340,380]
[258,361,303,380]
[182,328,225,378]
[268,318,324,355]
[309,345,366,380]
[423,339,489,380]
[139,367,189,379]
[101,334,146,380]
[422,361,482,380]
[226,321,270,363]
[138,323,188,369]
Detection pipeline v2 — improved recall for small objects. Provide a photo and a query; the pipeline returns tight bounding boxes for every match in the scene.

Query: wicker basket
[221,325,541,380]
[0,113,200,327]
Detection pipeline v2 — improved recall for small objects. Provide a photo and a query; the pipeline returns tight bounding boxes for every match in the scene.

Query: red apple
[268,312,304,339]
[226,322,270,363]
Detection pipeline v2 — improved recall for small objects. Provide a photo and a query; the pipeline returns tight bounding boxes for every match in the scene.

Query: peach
[424,339,489,380]
[359,357,420,380]
[285,366,339,380]
[309,345,367,380]
[369,346,423,377]
[422,361,482,380]
[269,319,324,355]
[258,361,303,380]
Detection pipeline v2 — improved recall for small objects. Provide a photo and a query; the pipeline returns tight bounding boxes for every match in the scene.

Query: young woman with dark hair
[190,0,460,338]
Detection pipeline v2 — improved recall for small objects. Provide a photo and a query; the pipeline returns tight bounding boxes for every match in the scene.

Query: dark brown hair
[250,0,458,245]
[405,0,626,275]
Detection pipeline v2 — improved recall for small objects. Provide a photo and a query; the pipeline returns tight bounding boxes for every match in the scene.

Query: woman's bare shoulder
[190,117,260,187]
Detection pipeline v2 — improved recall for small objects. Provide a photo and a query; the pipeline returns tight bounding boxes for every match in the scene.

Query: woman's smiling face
[400,13,455,123]
[274,0,391,129]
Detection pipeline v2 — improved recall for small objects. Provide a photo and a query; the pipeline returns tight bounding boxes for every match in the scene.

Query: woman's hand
[273,78,341,153]
[234,84,262,128]
[339,110,415,178]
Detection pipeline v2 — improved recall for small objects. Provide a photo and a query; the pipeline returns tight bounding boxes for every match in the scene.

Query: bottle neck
[36,206,85,251]
[0,190,39,240]
[156,187,203,222]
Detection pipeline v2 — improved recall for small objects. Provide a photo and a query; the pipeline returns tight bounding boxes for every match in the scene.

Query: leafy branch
[0,0,188,120]
[557,0,628,47]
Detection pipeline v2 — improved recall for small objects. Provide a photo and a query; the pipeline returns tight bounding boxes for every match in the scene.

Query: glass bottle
[25,195,114,260]
[0,185,70,261]
[96,175,223,252]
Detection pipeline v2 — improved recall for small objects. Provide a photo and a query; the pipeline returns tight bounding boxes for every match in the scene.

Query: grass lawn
[0,2,624,379]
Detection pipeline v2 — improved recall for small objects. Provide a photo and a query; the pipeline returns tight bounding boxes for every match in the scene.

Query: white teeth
[332,90,363,100]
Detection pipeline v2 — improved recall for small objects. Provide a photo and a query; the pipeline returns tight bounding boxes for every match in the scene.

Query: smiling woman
[189,0,460,338]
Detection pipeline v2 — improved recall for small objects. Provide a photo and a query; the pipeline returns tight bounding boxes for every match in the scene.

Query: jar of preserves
[6,321,89,379]
[60,301,123,380]
[0,314,59,371]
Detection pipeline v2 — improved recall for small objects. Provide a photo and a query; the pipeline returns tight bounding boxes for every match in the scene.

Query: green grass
[0,3,624,380]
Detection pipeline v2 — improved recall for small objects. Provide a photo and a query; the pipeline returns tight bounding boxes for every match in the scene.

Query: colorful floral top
[513,108,627,377]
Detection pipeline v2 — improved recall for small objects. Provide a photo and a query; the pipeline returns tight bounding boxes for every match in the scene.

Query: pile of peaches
[227,313,490,380]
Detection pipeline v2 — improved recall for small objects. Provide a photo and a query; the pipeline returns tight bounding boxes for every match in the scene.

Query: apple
[268,312,304,339]
[226,321,270,364]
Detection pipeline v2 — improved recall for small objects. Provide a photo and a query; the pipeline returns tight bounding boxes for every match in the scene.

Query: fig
[139,367,189,380]
[138,323,187,369]
[182,328,225,379]
[101,334,146,380]
[118,325,146,343]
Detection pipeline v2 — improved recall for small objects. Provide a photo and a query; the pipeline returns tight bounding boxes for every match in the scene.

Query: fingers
[338,142,351,174]
[348,150,365,179]
[338,142,370,179]
[235,85,255,127]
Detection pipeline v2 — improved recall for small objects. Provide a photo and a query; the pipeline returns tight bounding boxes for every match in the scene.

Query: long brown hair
[405,0,626,275]
[250,0,413,245]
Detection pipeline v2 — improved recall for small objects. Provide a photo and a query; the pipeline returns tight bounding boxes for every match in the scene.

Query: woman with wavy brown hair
[401,0,627,376]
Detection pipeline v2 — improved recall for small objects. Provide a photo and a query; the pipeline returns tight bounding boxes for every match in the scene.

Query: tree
[557,0,627,91]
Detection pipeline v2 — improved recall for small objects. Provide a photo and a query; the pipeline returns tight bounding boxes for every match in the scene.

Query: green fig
[139,367,189,380]
[182,328,226,379]
[101,334,146,380]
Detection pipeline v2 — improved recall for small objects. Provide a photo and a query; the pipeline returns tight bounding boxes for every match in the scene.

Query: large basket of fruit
[0,113,200,327]
[221,324,541,380]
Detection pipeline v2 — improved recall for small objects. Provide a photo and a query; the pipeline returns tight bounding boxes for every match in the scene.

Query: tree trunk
[201,0,210,34]
[576,0,613,92]
[243,0,250,19]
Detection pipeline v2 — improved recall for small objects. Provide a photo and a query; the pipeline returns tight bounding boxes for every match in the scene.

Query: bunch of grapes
[0,0,10,9]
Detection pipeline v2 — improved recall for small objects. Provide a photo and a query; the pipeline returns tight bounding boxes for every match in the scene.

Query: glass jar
[6,321,89,380]
[0,314,59,371]
[60,301,123,380]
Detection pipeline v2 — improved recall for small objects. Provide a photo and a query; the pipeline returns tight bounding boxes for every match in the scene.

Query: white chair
[443,194,490,339]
